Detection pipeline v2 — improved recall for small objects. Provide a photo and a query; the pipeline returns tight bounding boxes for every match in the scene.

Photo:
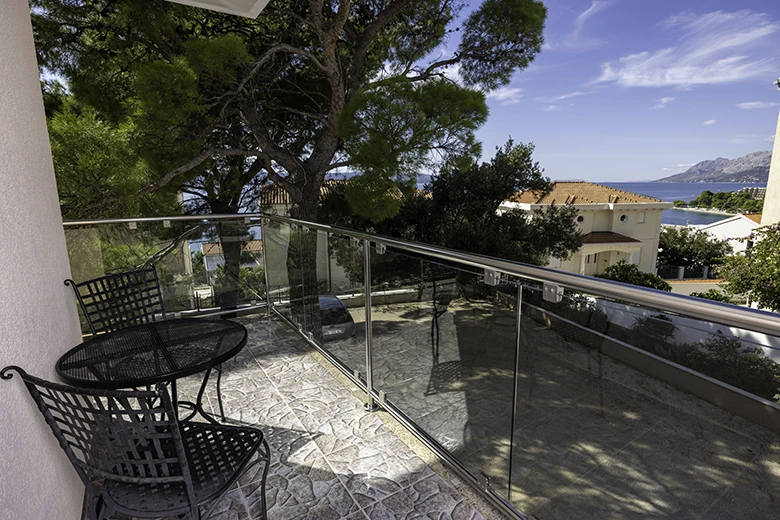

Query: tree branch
[136,148,261,197]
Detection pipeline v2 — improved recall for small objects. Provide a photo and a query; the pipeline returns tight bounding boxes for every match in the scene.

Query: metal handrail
[63,212,780,338]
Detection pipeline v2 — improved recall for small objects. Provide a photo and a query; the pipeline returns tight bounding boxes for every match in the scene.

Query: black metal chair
[1,366,270,520]
[65,266,232,420]
[65,265,165,336]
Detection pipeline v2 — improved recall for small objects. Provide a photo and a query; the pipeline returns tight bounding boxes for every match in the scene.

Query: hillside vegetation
[673,189,763,213]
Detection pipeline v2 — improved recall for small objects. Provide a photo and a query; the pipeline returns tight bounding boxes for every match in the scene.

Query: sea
[601,182,767,225]
[414,174,766,226]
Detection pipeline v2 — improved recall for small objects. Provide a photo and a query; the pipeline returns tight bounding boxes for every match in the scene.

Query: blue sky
[474,0,780,182]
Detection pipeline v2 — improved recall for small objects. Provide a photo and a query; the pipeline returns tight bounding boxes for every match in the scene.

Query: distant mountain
[657,150,771,183]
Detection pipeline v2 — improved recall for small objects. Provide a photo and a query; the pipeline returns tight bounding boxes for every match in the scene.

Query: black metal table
[56,318,247,421]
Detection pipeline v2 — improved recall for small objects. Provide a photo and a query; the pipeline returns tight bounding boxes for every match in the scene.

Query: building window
[577,215,584,223]
[638,211,646,224]
[619,214,628,223]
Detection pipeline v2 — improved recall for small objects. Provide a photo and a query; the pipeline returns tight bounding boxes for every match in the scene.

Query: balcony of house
[51,214,780,520]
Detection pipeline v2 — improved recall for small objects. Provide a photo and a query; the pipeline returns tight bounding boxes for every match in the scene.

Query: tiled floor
[109,296,780,520]
[171,315,487,520]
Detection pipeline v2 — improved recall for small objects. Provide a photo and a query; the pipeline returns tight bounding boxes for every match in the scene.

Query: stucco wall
[0,1,84,517]
[762,111,780,226]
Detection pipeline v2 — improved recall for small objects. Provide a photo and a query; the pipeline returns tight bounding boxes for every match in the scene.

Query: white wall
[762,110,780,226]
[698,217,758,254]
[0,1,84,517]
[556,206,664,275]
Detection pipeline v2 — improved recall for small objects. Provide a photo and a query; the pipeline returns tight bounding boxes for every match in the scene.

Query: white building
[501,181,672,275]
[695,213,762,254]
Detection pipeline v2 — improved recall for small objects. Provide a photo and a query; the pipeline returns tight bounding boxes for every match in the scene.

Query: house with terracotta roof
[501,181,673,275]
[200,240,264,271]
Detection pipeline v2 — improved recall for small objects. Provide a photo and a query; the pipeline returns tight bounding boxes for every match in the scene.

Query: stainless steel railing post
[261,218,272,318]
[363,239,378,412]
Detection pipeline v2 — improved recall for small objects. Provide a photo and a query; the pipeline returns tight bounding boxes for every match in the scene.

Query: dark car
[319,295,356,341]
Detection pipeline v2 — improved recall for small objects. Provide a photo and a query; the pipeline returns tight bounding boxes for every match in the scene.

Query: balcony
[60,214,780,520]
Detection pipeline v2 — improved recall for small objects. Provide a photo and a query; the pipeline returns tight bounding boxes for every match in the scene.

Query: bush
[684,333,780,402]
[689,289,732,303]
[596,260,672,291]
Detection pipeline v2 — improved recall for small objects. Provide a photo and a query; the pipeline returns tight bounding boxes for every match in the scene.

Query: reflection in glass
[369,246,517,499]
[510,283,780,519]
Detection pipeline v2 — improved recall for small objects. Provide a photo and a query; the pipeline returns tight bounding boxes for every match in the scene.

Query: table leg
[178,367,222,425]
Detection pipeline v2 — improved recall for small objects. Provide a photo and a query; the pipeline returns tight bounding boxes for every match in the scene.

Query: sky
[472,0,780,182]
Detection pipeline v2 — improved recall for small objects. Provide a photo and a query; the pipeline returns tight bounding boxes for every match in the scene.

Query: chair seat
[103,422,264,517]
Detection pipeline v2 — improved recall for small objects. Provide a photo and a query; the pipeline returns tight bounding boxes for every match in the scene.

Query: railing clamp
[484,269,498,286]
[479,472,491,492]
[543,282,564,303]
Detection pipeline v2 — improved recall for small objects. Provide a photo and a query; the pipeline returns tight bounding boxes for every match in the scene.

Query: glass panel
[63,218,266,333]
[369,246,518,499]
[263,220,293,320]
[510,282,780,518]
[315,233,366,376]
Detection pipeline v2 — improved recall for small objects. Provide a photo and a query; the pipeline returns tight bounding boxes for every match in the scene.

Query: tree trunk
[287,180,323,342]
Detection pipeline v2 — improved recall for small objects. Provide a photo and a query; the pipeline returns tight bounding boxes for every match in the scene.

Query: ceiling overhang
[165,0,270,18]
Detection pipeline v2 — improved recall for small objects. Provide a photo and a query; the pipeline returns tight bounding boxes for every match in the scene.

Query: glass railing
[64,213,780,519]
[63,216,268,332]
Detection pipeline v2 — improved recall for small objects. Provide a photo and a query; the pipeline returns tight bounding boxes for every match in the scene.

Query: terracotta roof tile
[511,181,664,205]
[258,178,405,206]
[202,240,263,256]
[581,232,640,244]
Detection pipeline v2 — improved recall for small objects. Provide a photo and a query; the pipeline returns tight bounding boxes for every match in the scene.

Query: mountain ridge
[656,150,771,183]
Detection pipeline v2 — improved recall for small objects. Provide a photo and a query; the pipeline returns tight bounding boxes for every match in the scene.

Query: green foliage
[47,98,180,219]
[191,251,209,285]
[720,224,780,311]
[687,189,763,213]
[630,313,678,358]
[344,176,405,221]
[684,333,780,402]
[458,0,547,89]
[658,226,732,269]
[184,36,252,89]
[338,79,488,186]
[689,289,733,303]
[212,265,265,300]
[596,260,672,291]
[33,0,549,222]
[673,200,687,208]
[321,140,582,266]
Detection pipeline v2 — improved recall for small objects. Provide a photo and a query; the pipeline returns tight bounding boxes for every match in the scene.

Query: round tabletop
[56,318,247,389]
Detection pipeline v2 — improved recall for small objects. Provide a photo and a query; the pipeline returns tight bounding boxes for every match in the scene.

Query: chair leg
[216,363,226,421]
[80,486,106,520]
[260,438,271,519]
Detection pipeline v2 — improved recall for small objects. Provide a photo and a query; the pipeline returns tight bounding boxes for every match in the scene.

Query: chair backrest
[0,366,196,499]
[65,265,164,335]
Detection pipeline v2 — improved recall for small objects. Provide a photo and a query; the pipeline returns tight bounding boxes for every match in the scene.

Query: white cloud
[542,105,560,112]
[536,91,589,103]
[703,119,717,125]
[651,97,675,110]
[548,1,613,50]
[574,1,611,40]
[736,101,780,110]
[595,10,780,88]
[768,134,777,143]
[662,163,695,171]
[486,87,523,105]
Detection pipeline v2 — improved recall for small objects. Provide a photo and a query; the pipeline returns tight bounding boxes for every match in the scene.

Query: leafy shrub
[689,289,732,303]
[684,333,780,402]
[596,260,672,291]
